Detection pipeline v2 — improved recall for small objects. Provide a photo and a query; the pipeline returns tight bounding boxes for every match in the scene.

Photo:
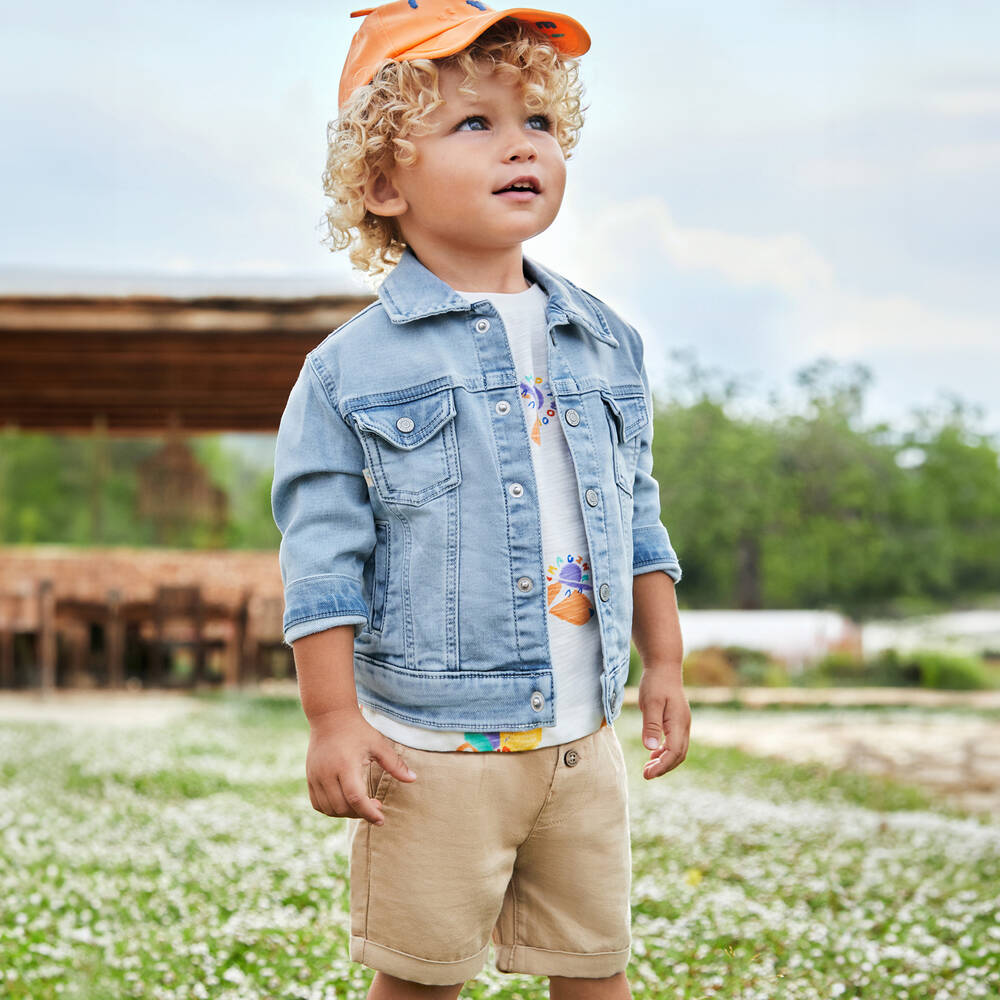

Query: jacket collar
[377,245,619,348]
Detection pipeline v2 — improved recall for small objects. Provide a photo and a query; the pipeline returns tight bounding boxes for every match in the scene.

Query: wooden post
[151,592,165,688]
[0,594,14,689]
[193,589,205,687]
[68,626,88,688]
[229,589,250,689]
[38,579,56,695]
[106,588,125,689]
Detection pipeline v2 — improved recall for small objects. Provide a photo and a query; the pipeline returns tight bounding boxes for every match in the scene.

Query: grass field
[1,694,998,999]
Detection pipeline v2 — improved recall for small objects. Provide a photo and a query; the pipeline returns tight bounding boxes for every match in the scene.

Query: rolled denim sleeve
[271,354,377,645]
[631,344,682,584]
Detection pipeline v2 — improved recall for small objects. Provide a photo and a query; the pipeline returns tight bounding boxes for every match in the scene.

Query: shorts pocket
[350,385,462,507]
[367,740,405,801]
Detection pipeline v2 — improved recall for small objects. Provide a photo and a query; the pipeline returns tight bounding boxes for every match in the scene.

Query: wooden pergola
[0,291,373,433]
[0,288,375,690]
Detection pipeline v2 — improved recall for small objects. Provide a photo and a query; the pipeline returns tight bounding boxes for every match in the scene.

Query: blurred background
[2,0,998,693]
[3,4,1000,999]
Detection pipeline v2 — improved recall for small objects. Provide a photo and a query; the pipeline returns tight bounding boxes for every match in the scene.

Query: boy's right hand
[304,706,417,826]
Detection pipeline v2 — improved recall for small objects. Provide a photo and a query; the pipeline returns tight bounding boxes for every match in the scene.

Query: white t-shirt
[360,281,608,751]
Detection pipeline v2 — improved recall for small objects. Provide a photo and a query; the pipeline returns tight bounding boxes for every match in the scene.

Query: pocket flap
[351,387,457,450]
[600,388,648,443]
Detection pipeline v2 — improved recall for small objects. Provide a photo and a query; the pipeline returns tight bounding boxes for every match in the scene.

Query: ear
[364,169,408,217]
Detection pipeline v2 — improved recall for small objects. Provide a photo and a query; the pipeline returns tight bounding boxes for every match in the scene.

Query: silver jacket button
[509,483,524,498]
[395,416,414,432]
[585,488,599,506]
[496,400,511,414]
[565,408,580,426]
[563,749,580,767]
[530,691,545,711]
[475,318,491,333]
[609,688,618,712]
[599,582,611,601]
[517,576,533,592]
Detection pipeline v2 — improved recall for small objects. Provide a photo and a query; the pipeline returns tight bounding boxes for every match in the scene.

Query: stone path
[686,707,1000,817]
[628,687,1000,817]
[0,688,209,728]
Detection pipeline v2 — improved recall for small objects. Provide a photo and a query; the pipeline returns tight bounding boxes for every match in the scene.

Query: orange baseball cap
[338,0,591,109]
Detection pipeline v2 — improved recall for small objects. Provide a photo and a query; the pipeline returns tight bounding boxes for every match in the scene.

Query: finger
[308,778,334,817]
[649,700,685,759]
[339,774,385,826]
[644,745,683,778]
[378,745,417,783]
[643,757,670,779]
[662,710,690,764]
[321,779,352,818]
[641,702,665,751]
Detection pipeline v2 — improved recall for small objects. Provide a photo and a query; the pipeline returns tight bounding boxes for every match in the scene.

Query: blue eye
[455,113,552,132]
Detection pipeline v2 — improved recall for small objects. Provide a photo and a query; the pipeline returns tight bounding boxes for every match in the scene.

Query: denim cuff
[632,523,682,583]
[282,573,369,646]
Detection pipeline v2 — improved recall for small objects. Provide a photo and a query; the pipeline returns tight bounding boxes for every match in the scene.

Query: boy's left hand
[637,668,690,779]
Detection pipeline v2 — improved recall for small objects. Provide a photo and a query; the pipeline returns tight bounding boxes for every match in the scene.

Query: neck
[408,242,530,294]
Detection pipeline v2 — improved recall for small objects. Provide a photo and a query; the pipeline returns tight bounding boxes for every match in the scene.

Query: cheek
[542,138,567,177]
[546,155,568,197]
[401,170,462,218]
[418,163,475,203]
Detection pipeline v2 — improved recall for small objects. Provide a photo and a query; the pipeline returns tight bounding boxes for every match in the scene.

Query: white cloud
[798,158,890,189]
[539,194,996,357]
[924,141,1000,172]
[809,288,995,354]
[563,196,834,298]
[925,88,1000,116]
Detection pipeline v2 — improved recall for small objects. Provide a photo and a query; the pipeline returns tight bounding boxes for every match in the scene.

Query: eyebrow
[449,90,488,107]
[447,93,536,115]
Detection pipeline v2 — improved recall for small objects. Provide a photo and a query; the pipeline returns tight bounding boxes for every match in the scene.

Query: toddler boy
[271,2,689,996]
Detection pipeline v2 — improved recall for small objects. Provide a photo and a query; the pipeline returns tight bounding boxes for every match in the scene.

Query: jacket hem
[354,653,558,731]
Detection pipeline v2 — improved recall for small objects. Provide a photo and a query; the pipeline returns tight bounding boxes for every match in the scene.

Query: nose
[503,127,538,163]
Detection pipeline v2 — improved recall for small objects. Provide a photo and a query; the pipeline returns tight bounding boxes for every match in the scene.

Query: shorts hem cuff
[494,942,631,978]
[350,934,488,986]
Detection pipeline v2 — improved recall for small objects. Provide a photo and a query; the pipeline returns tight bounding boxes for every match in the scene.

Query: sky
[3,0,999,440]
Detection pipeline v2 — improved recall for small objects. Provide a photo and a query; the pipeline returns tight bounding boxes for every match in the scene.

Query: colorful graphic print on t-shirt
[454,714,609,752]
[521,374,556,446]
[547,553,595,625]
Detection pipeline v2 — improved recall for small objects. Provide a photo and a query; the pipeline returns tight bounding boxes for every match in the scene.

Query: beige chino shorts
[348,719,633,986]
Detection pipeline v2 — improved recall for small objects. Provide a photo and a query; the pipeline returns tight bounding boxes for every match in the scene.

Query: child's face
[367,62,567,272]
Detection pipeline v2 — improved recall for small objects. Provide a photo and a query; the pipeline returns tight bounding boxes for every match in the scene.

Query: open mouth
[493,176,541,195]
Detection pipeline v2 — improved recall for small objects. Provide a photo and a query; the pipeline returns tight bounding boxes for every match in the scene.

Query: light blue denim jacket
[270,246,681,732]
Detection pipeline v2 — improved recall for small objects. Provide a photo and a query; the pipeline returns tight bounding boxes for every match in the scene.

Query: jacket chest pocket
[600,388,648,497]
[350,386,462,507]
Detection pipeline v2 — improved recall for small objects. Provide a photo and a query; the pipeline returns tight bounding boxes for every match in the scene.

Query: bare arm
[631,570,684,681]
[631,571,690,779]
[293,625,416,825]
[294,624,362,722]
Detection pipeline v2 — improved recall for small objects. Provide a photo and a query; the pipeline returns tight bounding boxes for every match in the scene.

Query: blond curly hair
[320,18,586,283]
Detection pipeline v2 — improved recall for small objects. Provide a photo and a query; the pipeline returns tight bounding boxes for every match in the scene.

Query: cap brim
[338,7,591,109]
[399,8,590,61]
